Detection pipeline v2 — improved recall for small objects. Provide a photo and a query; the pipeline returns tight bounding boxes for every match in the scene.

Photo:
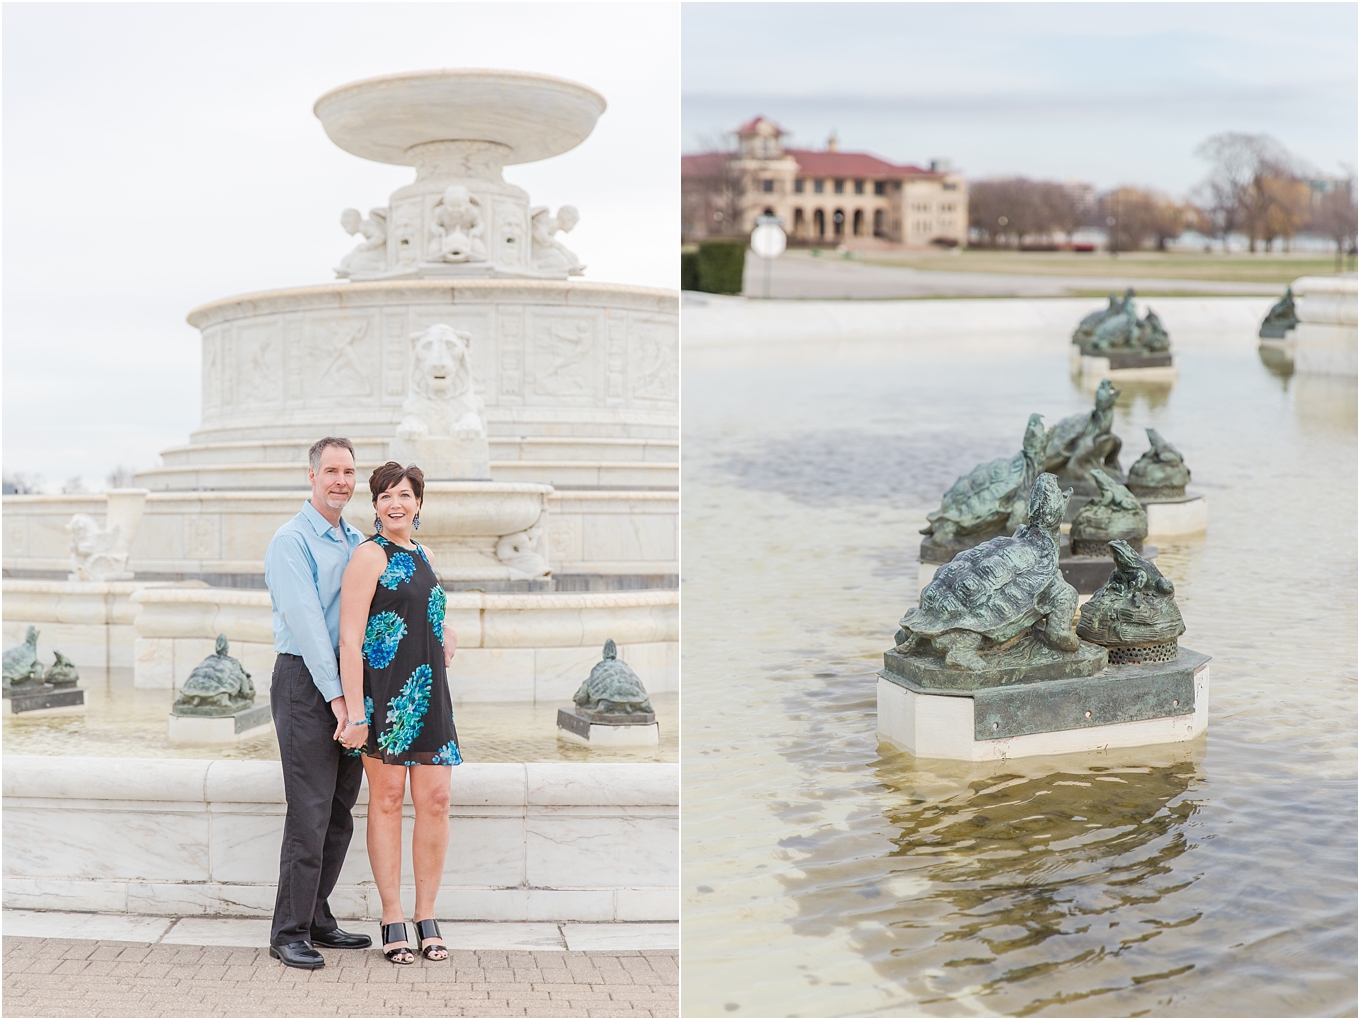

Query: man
[263,437,372,969]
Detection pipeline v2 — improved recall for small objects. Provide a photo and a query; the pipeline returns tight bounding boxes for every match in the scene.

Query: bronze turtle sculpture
[1077,540,1184,664]
[1126,428,1190,500]
[1087,302,1140,352]
[1046,380,1125,493]
[171,634,255,716]
[44,651,80,689]
[897,474,1081,671]
[1259,287,1298,339]
[1073,288,1133,345]
[3,626,45,691]
[920,414,1046,557]
[1137,309,1171,352]
[573,639,653,716]
[1043,379,1122,475]
[1069,469,1147,556]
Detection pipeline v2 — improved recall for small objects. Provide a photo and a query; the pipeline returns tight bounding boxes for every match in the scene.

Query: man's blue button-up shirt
[264,500,365,702]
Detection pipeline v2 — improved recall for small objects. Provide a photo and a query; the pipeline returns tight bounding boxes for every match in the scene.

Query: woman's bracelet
[348,719,368,727]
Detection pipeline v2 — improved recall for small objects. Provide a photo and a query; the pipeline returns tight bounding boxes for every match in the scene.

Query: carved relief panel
[388,200,422,268]
[498,308,525,402]
[284,316,306,405]
[233,320,283,408]
[185,516,219,561]
[201,326,224,415]
[629,316,679,404]
[382,309,409,403]
[492,199,527,272]
[305,314,379,407]
[606,315,627,404]
[529,312,601,404]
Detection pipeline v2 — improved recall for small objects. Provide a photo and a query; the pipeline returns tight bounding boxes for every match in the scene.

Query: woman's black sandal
[415,919,448,961]
[381,922,415,965]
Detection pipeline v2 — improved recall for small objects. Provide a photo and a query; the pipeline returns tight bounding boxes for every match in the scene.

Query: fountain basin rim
[187,278,678,329]
[125,584,678,611]
[3,755,677,807]
[313,68,607,167]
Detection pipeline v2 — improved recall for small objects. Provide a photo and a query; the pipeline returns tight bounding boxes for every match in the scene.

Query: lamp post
[750,214,787,299]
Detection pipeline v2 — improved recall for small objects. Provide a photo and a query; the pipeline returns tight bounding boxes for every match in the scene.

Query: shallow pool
[3,669,677,764]
[681,299,1356,1016]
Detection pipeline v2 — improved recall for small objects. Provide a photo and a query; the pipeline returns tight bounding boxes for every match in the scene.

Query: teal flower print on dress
[432,736,462,765]
[362,612,407,669]
[379,551,417,590]
[378,664,432,756]
[428,585,447,642]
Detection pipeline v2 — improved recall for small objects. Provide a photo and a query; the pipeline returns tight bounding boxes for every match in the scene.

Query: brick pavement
[3,937,679,1018]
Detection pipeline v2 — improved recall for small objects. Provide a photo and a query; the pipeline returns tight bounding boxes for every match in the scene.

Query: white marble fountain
[2,70,677,922]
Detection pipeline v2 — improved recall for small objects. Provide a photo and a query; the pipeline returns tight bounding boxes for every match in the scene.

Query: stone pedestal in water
[883,479,1209,761]
[557,640,658,745]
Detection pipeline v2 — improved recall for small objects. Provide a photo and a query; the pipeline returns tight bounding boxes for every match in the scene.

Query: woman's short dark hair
[369,461,424,503]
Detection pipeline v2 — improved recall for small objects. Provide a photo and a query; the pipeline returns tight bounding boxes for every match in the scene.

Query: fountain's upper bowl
[314,69,606,167]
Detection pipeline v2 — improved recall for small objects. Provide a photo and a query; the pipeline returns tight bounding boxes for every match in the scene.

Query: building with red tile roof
[682,116,968,247]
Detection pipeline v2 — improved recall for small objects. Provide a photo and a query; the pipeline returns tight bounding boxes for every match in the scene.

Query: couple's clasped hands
[332,700,368,750]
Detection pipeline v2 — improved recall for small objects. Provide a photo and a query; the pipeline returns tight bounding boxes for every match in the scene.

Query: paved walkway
[2,912,677,1018]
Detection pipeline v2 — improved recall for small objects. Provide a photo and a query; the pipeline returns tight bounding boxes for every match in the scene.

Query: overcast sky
[683,2,1357,191]
[3,2,678,490]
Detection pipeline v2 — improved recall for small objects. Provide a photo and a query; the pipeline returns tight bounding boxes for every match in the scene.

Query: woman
[337,461,461,965]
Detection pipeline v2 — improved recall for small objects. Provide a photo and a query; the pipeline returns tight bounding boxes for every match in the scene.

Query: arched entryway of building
[852,209,864,236]
[873,209,885,237]
[793,208,806,238]
[814,209,825,238]
[833,209,845,238]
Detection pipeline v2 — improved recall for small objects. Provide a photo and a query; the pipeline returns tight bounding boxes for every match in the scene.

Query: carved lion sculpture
[397,325,485,443]
[67,514,128,581]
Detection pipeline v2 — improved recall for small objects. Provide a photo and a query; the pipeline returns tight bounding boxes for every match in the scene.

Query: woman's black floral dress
[359,535,461,767]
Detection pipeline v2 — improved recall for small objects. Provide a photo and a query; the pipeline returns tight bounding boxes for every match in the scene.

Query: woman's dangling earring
[374,515,383,534]
[413,513,420,531]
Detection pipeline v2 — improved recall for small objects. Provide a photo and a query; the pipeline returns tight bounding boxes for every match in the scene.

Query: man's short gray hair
[308,437,356,472]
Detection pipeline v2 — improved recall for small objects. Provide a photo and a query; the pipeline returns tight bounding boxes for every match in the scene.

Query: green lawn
[850,248,1350,284]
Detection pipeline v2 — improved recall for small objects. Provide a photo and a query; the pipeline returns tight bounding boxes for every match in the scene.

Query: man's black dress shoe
[310,927,373,949]
[269,941,325,969]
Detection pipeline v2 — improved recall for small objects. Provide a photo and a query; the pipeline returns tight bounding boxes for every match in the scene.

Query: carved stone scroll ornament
[529,205,584,275]
[334,207,388,278]
[495,517,551,579]
[427,185,487,263]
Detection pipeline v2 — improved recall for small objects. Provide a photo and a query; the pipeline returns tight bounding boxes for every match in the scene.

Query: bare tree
[1194,133,1308,252]
[106,465,137,488]
[969,178,1082,247]
[2,473,42,494]
[1312,173,1358,269]
[1041,184,1084,243]
[681,132,748,243]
